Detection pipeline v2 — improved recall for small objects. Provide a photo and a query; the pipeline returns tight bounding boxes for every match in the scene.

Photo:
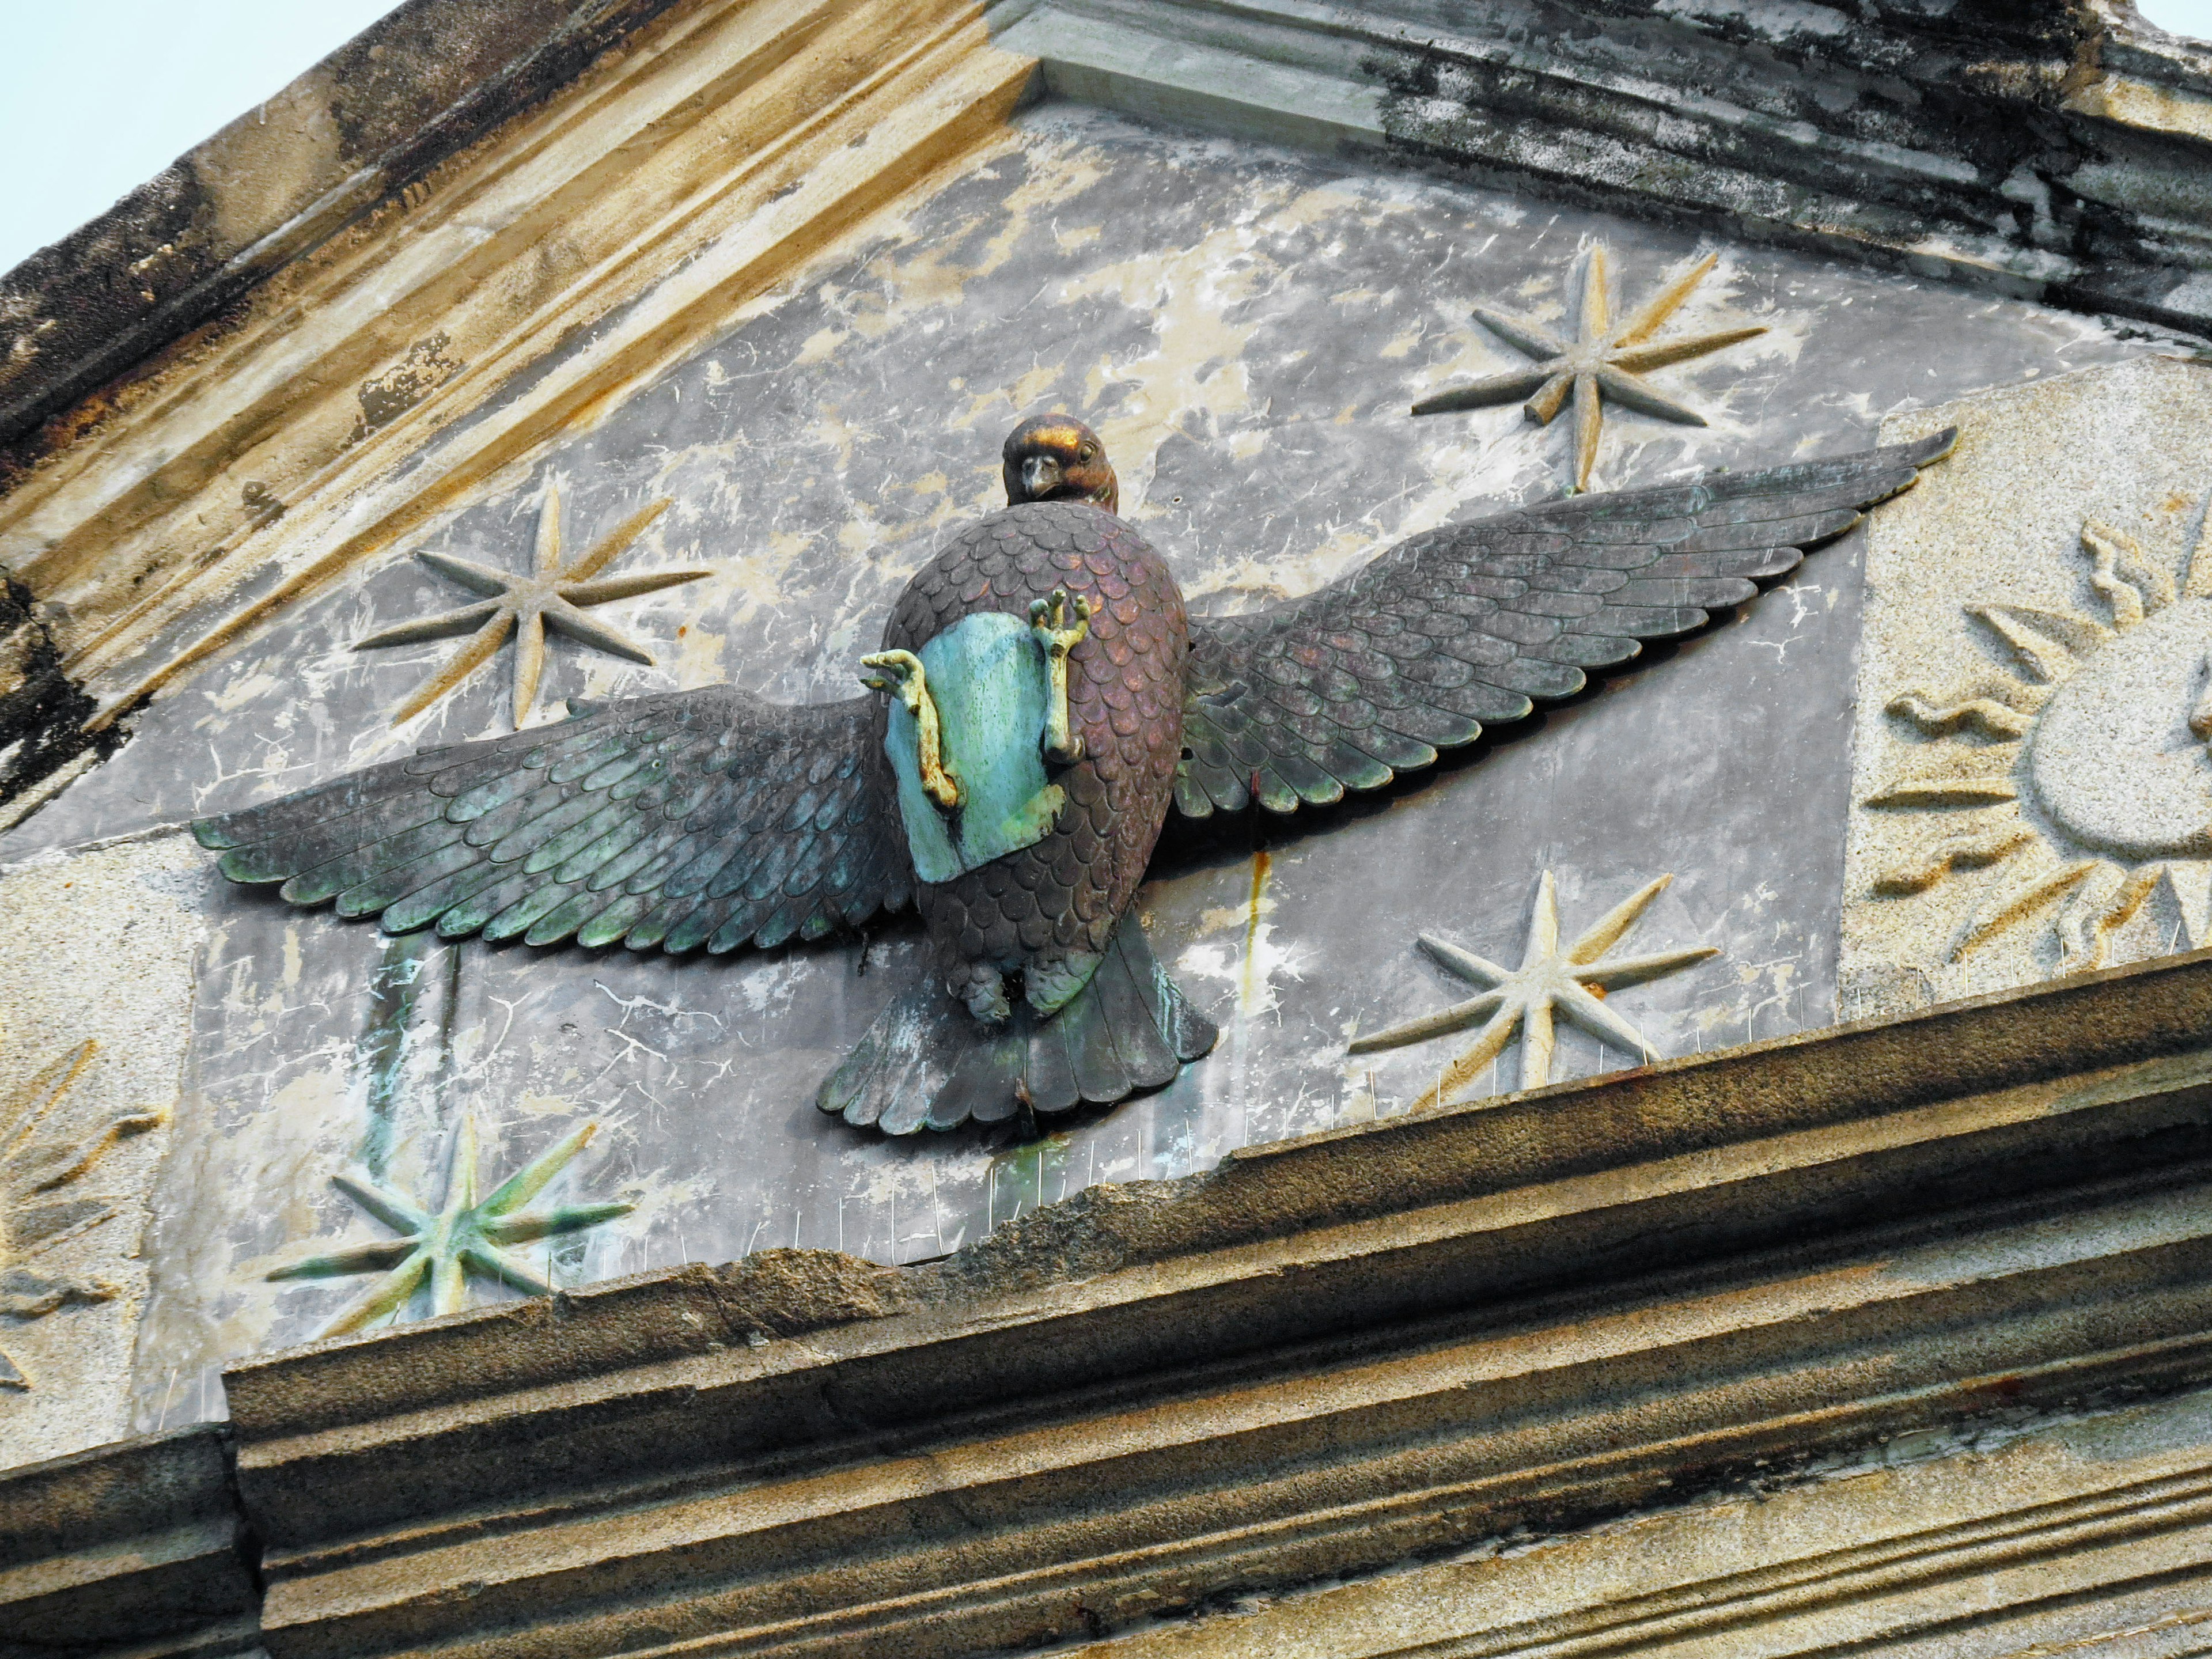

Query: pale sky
[2142,0,2212,33]
[0,1,395,275]
[0,1,2207,281]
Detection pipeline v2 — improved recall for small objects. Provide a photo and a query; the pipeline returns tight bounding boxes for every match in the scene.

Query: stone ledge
[0,1425,257,1659]
[1051,1384,2212,1658]
[17,953,2212,1653]
[190,949,2212,1654]
[993,0,2212,338]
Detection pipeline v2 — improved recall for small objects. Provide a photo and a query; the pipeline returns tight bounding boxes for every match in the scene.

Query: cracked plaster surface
[0,105,2156,1436]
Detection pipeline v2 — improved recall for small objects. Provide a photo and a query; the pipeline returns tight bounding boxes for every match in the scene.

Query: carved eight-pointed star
[1412,246,1767,491]
[268,1113,632,1340]
[357,487,709,728]
[1350,872,1718,1109]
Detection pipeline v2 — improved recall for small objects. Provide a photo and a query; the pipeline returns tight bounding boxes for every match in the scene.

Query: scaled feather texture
[197,423,1955,1131]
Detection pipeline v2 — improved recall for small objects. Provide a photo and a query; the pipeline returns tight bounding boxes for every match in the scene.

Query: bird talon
[861,649,961,809]
[1031,588,1092,766]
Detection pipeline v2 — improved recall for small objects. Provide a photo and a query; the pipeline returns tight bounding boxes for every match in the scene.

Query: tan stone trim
[209,950,2212,1657]
[0,0,1036,728]
[1054,1396,2212,1657]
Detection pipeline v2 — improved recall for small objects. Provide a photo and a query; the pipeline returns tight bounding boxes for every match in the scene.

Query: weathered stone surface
[1844,356,2212,1023]
[0,1424,257,1659]
[0,831,207,1469]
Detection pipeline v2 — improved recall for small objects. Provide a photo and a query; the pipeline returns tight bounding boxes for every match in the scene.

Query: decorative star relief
[268,1113,632,1340]
[1350,871,1718,1110]
[2,1040,165,1389]
[1412,245,1767,491]
[356,486,710,728]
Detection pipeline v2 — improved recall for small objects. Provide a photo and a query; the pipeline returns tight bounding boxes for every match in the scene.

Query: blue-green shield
[883,611,1065,884]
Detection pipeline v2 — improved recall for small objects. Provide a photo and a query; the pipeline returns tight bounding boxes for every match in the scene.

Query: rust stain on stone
[351,332,464,441]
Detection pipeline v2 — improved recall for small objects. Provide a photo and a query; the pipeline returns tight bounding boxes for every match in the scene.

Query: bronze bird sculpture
[195,412,1955,1133]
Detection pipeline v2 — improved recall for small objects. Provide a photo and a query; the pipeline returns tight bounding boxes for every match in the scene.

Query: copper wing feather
[194,688,911,952]
[1174,430,1956,817]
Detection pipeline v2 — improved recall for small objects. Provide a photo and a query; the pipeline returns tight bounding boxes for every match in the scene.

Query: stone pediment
[2,2,2212,1654]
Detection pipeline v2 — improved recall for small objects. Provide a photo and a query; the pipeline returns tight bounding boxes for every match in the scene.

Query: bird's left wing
[1175,429,1954,817]
[194,687,911,952]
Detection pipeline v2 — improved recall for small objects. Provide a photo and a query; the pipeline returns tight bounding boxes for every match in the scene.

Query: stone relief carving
[353,484,707,728]
[267,1113,632,1339]
[1349,871,1718,1109]
[1410,244,1767,490]
[1866,512,2212,971]
[0,1041,164,1388]
[1843,357,2212,1022]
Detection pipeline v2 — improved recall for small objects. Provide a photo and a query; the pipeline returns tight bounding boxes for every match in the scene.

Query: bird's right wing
[1175,429,1955,817]
[194,687,911,953]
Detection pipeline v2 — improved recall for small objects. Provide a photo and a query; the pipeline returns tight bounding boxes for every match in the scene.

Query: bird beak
[1021,455,1060,499]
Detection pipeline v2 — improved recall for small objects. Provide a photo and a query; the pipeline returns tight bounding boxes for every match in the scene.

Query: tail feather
[817,979,970,1132]
[1092,931,1180,1092]
[816,914,1220,1134]
[1064,966,1134,1105]
[933,1022,1029,1130]
[1024,1007,1082,1116]
[1124,921,1218,1063]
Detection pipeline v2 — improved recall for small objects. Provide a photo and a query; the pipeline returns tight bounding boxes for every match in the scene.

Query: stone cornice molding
[13,953,2212,1653]
[0,1425,255,1659]
[993,0,2212,336]
[0,0,694,459]
[1053,1387,2212,1656]
[188,949,2212,1654]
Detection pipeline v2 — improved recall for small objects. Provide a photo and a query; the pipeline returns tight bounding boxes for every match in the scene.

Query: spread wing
[194,687,911,952]
[1175,430,1955,817]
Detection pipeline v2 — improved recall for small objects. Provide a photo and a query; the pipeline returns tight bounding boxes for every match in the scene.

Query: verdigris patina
[192,412,1955,1134]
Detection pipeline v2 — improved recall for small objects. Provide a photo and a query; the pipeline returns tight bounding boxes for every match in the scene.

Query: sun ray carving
[1868,503,2212,971]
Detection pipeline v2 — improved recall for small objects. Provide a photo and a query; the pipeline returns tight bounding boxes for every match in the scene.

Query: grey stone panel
[6,108,2153,1423]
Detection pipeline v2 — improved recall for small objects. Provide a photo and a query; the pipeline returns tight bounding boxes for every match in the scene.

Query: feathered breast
[885,501,1188,974]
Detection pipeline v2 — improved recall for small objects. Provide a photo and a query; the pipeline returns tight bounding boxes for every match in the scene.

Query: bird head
[1002,415,1118,516]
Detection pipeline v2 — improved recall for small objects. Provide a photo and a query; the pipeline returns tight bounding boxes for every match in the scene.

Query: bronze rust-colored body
[194,410,1956,1132]
[880,501,1187,1017]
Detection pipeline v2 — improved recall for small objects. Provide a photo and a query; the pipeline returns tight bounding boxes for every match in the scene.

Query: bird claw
[861,649,961,809]
[1030,588,1092,765]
